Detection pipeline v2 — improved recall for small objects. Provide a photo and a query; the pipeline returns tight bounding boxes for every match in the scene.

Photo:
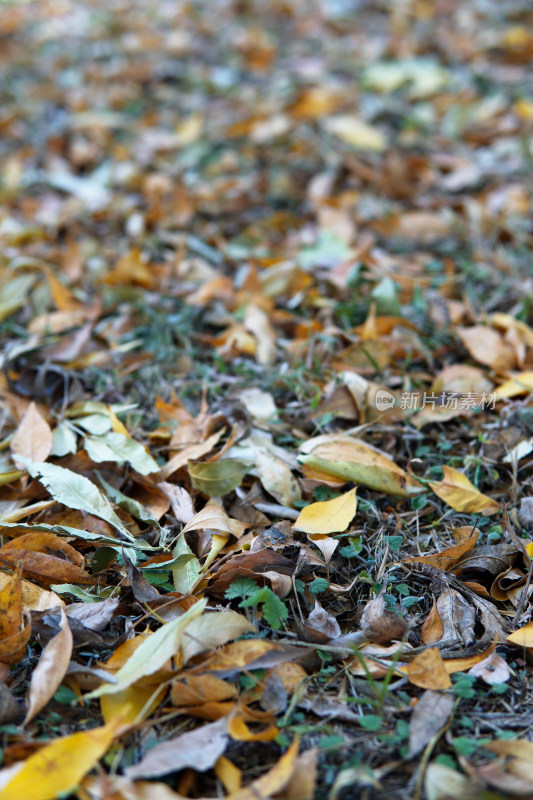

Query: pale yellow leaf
[11,402,52,468]
[180,503,247,538]
[324,115,387,151]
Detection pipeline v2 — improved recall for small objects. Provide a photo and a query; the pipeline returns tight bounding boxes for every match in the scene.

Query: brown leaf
[420,600,445,645]
[170,674,237,708]
[0,550,96,588]
[0,564,32,665]
[408,690,454,758]
[458,325,517,372]
[125,717,229,779]
[0,682,22,725]
[404,526,479,572]
[404,648,452,689]
[1,532,84,566]
[24,606,73,724]
[304,600,341,641]
[208,550,295,596]
[360,596,408,645]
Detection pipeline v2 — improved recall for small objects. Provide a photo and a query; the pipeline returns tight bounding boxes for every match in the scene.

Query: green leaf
[359,715,382,731]
[261,590,289,629]
[50,423,77,457]
[0,521,150,549]
[240,587,288,630]
[370,277,401,315]
[21,462,134,541]
[50,584,114,602]
[452,737,489,756]
[84,598,207,699]
[309,578,330,594]
[172,535,202,594]
[97,472,159,523]
[188,459,248,497]
[75,414,113,435]
[340,536,362,558]
[53,686,78,705]
[84,433,159,475]
[299,454,423,497]
[386,535,403,552]
[225,577,259,601]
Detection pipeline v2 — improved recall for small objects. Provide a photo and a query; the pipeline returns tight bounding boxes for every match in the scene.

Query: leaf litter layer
[1,0,533,798]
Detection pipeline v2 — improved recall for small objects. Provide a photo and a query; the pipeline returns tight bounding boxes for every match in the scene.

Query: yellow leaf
[215,756,242,794]
[507,621,533,647]
[495,371,533,399]
[428,466,499,515]
[228,708,278,742]
[0,720,120,800]
[293,488,357,535]
[101,684,166,726]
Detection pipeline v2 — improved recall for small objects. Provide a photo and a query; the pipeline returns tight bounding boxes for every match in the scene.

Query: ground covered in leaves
[2,0,533,798]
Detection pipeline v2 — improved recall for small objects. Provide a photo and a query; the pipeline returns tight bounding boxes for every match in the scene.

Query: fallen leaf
[126,717,229,779]
[360,596,408,645]
[252,444,301,508]
[305,600,341,640]
[215,755,242,795]
[299,436,422,497]
[0,564,31,665]
[85,599,207,699]
[324,115,387,151]
[24,605,73,724]
[420,601,445,645]
[293,487,356,534]
[408,690,454,758]
[424,763,481,800]
[10,402,52,469]
[495,371,533,399]
[181,611,256,665]
[24,462,134,540]
[468,651,510,685]
[160,430,224,479]
[180,503,247,538]
[170,674,237,708]
[100,684,166,727]
[0,719,122,800]
[506,620,533,646]
[404,648,452,689]
[188,459,248,497]
[428,466,500,515]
